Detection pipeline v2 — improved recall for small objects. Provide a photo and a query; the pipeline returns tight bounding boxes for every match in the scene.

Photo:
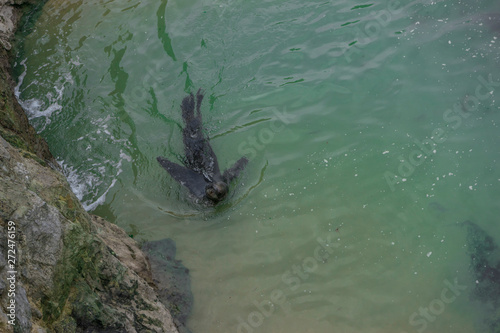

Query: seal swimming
[157,89,248,205]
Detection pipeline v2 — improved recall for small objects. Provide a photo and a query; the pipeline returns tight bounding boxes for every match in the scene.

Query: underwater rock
[143,239,193,333]
[482,13,500,35]
[463,221,500,301]
[428,201,447,213]
[462,220,500,331]
[157,89,248,205]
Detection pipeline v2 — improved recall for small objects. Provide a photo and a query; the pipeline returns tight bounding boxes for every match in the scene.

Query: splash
[14,58,71,132]
[58,149,131,211]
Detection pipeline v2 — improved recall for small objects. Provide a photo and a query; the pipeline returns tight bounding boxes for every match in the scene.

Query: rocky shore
[0,1,190,332]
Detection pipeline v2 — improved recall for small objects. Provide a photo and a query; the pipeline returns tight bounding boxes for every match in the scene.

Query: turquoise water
[14,0,500,332]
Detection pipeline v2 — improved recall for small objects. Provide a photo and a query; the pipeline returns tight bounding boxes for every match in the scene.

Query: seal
[157,89,248,204]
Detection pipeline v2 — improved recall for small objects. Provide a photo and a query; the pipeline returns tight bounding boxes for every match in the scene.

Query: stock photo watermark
[402,278,467,333]
[5,220,18,326]
[235,231,340,333]
[237,106,293,161]
[342,0,403,63]
[384,73,499,191]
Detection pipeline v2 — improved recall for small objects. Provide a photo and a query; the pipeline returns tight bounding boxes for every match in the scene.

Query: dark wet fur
[157,89,248,205]
[181,90,220,178]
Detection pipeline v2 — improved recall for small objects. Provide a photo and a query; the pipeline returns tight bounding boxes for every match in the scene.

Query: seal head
[205,181,228,202]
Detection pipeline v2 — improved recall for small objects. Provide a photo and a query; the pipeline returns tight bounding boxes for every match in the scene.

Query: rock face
[0,132,181,333]
[0,1,189,332]
[0,0,54,164]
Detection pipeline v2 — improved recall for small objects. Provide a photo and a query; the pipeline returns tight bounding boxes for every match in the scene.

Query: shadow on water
[142,238,193,333]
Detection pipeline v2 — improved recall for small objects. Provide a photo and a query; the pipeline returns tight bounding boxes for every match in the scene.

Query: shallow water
[14,0,500,332]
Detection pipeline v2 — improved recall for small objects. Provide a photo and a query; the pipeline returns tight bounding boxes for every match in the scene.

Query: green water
[14,0,500,332]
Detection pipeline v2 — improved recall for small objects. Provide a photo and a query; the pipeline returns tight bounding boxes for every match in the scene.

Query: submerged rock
[143,239,193,333]
[462,220,500,332]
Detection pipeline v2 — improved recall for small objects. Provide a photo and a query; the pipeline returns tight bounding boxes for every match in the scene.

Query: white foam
[84,178,117,211]
[58,160,100,203]
[14,58,72,131]
[16,57,133,212]
[58,148,131,211]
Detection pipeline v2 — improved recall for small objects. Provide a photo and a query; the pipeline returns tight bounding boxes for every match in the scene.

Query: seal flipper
[196,88,204,117]
[223,157,248,183]
[182,89,221,179]
[181,93,196,124]
[157,156,207,199]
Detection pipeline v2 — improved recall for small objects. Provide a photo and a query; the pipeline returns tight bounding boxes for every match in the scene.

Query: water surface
[14,0,500,332]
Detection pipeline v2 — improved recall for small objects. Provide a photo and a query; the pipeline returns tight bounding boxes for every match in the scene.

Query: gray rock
[17,196,64,299]
[0,132,182,333]
[14,285,31,333]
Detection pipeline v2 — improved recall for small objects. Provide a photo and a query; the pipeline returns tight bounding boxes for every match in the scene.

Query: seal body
[157,89,248,204]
